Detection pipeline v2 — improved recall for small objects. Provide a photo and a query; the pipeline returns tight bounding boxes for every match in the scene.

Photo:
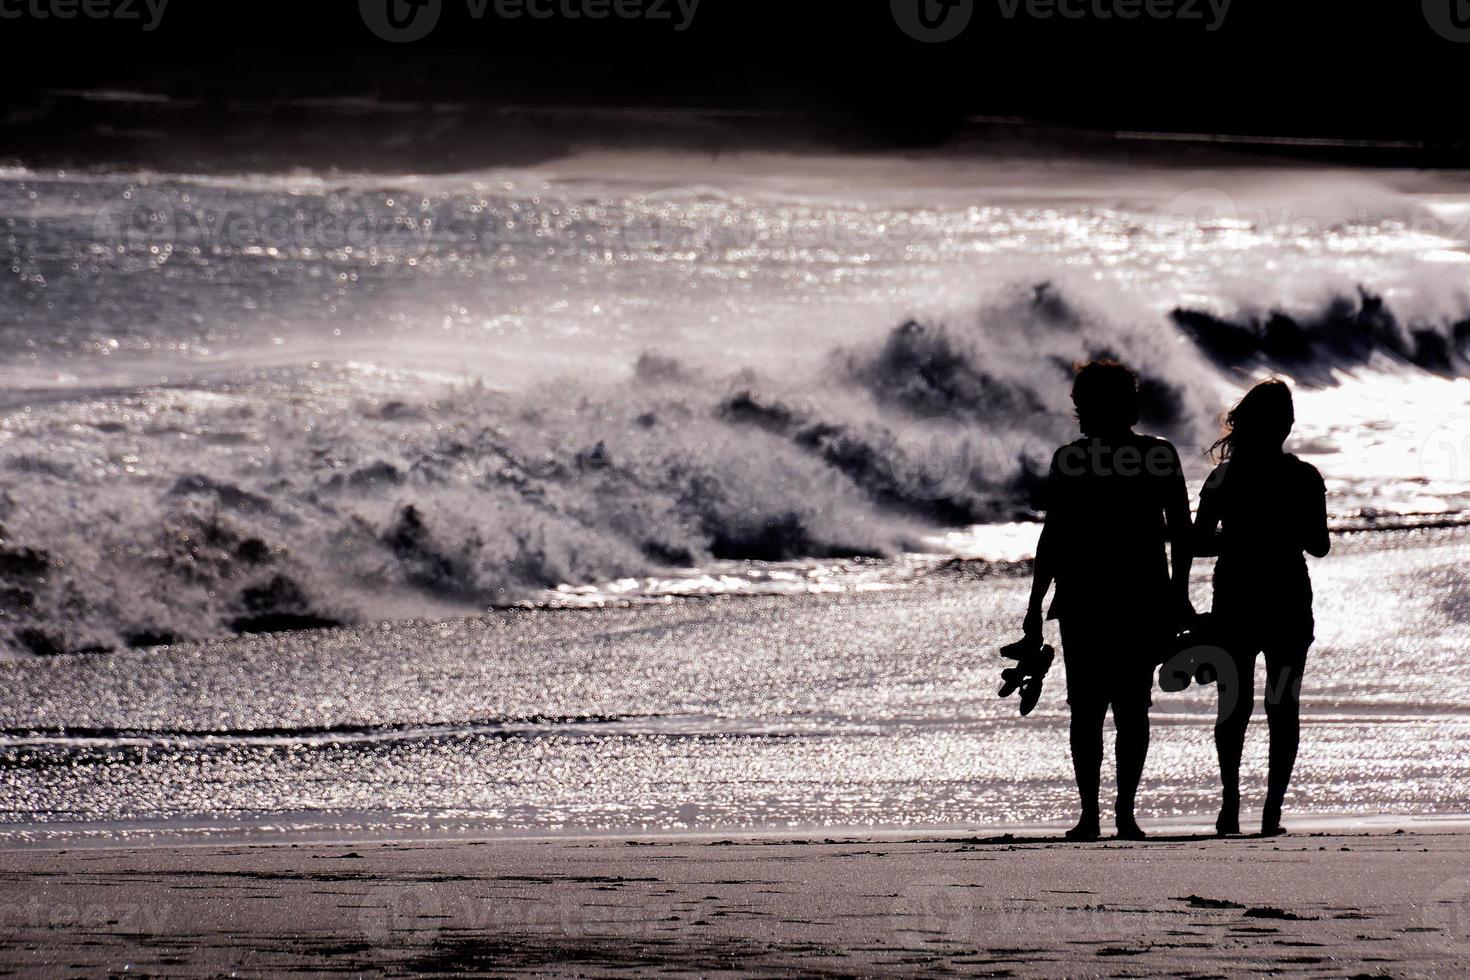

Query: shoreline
[4,810,1469,854]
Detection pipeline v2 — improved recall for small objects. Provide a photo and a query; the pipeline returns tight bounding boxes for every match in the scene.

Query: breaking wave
[1174,287,1470,385]
[1,283,1467,655]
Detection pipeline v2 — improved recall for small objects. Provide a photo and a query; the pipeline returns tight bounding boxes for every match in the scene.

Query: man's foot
[1065,814,1101,842]
[1260,822,1288,837]
[1215,808,1241,836]
[1115,816,1148,841]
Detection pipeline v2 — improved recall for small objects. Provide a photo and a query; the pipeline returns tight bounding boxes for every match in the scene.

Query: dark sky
[3,0,1468,165]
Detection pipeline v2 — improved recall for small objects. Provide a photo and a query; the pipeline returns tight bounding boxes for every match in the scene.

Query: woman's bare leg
[1261,647,1305,834]
[1214,650,1256,835]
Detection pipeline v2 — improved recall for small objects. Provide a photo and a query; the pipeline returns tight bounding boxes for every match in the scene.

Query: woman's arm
[1192,488,1222,558]
[1163,445,1194,616]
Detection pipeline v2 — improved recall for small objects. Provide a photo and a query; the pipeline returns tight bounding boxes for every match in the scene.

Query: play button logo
[1424,0,1470,41]
[361,0,443,42]
[891,0,974,42]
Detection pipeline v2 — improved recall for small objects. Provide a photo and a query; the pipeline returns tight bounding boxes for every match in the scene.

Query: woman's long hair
[1210,379,1295,463]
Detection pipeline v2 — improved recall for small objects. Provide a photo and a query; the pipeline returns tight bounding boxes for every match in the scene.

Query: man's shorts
[1058,617,1160,710]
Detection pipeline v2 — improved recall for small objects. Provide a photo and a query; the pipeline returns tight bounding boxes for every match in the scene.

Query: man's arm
[1024,517,1056,639]
[1024,449,1065,639]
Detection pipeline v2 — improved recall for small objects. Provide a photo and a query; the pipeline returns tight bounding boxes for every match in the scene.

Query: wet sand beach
[1,828,1467,977]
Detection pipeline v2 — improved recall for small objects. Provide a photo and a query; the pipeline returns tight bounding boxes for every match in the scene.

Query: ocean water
[2,151,1469,837]
[1,525,1466,842]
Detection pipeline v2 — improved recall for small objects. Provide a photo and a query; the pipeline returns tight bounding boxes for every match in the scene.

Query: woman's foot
[1115,816,1148,841]
[1261,800,1286,837]
[1065,813,1101,842]
[1216,789,1241,836]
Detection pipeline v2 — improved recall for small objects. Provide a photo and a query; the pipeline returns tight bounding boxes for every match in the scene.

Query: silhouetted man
[1023,360,1193,841]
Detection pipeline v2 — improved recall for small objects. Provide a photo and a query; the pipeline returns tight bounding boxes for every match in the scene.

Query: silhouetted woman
[1194,379,1329,836]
